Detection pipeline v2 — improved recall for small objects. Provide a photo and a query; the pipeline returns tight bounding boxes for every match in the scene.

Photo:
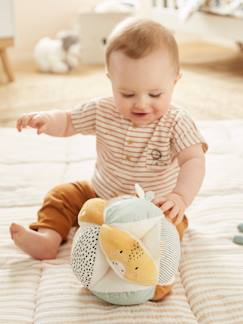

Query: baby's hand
[16,112,49,135]
[153,192,186,225]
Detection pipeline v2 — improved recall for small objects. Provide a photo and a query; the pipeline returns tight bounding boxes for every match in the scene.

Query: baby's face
[107,49,179,127]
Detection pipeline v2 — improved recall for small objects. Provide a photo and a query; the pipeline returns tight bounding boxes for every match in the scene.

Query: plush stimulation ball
[71,185,181,305]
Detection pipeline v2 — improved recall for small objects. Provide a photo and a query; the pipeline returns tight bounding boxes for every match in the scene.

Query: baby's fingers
[152,196,166,207]
[29,114,46,129]
[16,113,34,131]
[16,115,26,131]
[161,200,174,213]
[16,118,22,132]
[174,210,185,226]
[167,205,179,221]
[37,123,48,135]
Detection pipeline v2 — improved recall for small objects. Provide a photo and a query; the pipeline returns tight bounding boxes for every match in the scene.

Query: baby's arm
[172,143,205,206]
[16,110,75,137]
[153,144,205,224]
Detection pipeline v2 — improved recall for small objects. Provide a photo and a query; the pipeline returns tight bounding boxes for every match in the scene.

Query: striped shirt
[71,97,207,199]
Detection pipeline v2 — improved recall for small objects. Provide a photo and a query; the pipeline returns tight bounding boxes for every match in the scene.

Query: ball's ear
[135,183,155,201]
[99,224,158,286]
[135,183,145,199]
[78,198,107,225]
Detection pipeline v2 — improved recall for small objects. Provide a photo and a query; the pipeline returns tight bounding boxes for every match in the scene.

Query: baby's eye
[149,93,162,98]
[122,93,134,98]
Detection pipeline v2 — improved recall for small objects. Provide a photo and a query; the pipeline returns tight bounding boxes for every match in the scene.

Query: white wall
[10,0,101,65]
[0,0,14,38]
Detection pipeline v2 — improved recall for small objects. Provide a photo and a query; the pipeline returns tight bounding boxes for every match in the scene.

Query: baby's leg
[10,224,62,260]
[10,181,97,260]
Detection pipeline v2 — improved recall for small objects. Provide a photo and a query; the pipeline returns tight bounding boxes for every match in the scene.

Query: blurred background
[0,0,243,127]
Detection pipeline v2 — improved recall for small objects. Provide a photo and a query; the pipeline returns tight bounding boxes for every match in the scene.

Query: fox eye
[120,250,123,253]
[135,267,139,270]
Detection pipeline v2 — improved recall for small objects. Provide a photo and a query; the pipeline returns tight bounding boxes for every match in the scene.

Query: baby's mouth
[132,112,149,117]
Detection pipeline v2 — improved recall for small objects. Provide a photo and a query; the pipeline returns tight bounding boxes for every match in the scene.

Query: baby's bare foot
[9,223,62,260]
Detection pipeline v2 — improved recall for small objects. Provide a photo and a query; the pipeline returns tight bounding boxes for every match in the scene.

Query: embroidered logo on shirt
[151,149,162,160]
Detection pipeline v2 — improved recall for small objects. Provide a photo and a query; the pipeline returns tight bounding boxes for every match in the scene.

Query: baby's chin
[131,119,154,127]
[120,111,158,127]
[125,116,152,127]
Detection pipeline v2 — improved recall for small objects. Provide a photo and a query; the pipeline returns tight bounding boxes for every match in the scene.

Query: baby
[10,18,207,260]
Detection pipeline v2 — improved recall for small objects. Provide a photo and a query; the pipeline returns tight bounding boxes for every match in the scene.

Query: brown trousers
[30,181,97,240]
[30,180,188,241]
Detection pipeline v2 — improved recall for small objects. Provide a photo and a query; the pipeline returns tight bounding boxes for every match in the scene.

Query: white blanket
[1,121,243,324]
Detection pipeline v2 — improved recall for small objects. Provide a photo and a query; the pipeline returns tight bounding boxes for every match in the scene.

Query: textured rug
[0,41,243,127]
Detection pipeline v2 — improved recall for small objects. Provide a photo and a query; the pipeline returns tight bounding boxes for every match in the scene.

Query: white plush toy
[34,31,81,73]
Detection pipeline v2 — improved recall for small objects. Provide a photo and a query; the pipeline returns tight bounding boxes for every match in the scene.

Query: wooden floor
[0,41,243,127]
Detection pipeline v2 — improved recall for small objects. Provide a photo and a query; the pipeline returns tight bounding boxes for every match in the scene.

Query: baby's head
[105,18,181,126]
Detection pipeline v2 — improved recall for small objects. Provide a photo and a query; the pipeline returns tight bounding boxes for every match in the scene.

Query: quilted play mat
[0,120,243,324]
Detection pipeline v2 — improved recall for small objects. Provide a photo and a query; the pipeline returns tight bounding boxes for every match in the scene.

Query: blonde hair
[106,18,180,75]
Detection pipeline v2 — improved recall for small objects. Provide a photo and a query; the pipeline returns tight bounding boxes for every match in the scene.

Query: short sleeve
[71,99,98,135]
[173,111,208,154]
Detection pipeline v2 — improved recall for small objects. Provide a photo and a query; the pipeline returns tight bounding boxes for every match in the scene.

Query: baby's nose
[134,96,148,110]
